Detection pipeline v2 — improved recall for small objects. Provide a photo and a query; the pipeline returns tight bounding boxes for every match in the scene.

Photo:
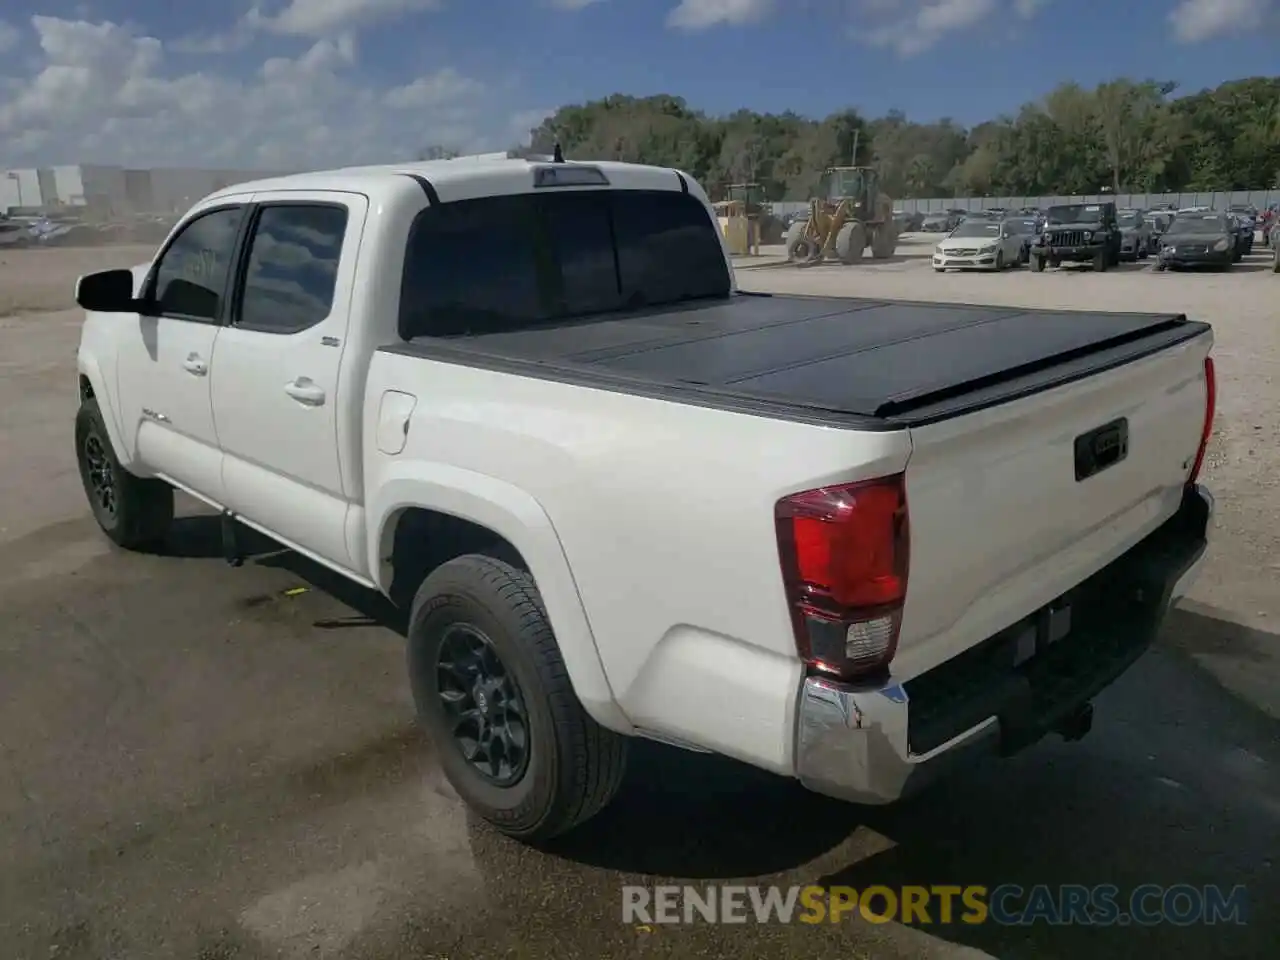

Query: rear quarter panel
[363,351,911,772]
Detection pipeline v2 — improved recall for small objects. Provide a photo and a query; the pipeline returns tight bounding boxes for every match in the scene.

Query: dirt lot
[1,240,1277,960]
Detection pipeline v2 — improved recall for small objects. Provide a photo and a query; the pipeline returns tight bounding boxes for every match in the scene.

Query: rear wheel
[408,554,628,841]
[869,224,896,259]
[75,399,173,549]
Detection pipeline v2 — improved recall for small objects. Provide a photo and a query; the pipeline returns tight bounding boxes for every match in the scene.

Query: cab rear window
[398,188,730,339]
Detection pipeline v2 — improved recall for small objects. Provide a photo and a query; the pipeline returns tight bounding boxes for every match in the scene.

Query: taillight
[775,474,909,681]
[1188,356,1216,484]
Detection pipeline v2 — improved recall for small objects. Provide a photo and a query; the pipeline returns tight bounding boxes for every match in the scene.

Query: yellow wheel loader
[784,166,898,266]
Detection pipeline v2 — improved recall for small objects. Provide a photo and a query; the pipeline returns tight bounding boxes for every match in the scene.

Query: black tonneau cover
[383,293,1209,428]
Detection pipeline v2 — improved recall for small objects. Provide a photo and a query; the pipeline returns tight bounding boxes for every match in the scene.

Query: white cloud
[176,0,442,53]
[247,0,444,37]
[1169,0,1272,42]
[549,0,606,8]
[856,0,1026,55]
[664,0,1043,47]
[384,67,484,108]
[0,16,536,170]
[0,19,21,52]
[666,0,775,30]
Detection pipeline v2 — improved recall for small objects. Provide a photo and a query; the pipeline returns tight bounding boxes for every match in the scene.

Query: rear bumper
[794,484,1213,806]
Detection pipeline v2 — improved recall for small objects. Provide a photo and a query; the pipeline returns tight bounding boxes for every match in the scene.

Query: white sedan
[933,218,1024,271]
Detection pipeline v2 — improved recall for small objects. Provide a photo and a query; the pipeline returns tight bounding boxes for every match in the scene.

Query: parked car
[921,210,961,232]
[893,209,925,232]
[1031,201,1122,272]
[1227,203,1256,224]
[1230,213,1254,256]
[932,216,1024,270]
[71,156,1216,841]
[1156,212,1237,271]
[1260,206,1278,246]
[1004,216,1042,264]
[1116,209,1153,260]
[1148,211,1174,250]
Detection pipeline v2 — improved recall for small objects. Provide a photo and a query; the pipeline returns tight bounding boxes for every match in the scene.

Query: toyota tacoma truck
[72,156,1216,841]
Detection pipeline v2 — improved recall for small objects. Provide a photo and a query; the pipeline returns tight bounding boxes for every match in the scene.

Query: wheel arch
[77,355,136,470]
[368,463,633,735]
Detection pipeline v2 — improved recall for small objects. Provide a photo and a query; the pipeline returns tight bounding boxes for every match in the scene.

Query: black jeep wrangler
[1031,201,1122,272]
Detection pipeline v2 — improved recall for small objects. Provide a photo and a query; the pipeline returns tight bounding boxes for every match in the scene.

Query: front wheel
[75,399,173,549]
[1031,255,1045,272]
[994,250,1005,271]
[1093,250,1108,272]
[408,554,628,841]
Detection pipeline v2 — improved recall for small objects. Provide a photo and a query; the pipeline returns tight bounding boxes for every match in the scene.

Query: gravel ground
[0,240,1276,960]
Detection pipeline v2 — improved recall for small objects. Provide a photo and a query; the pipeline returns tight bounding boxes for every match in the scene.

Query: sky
[0,0,1276,171]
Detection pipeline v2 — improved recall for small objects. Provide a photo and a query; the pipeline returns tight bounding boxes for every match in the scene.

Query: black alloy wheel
[436,622,530,787]
[81,431,117,523]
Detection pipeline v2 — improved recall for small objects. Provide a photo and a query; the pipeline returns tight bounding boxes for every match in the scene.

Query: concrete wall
[5,164,282,215]
[2,169,44,211]
[771,190,1280,218]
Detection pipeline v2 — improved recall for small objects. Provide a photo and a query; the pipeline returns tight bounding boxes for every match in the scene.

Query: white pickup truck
[73,156,1216,841]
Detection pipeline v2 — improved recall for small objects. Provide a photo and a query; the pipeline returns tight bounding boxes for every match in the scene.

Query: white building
[2,164,283,215]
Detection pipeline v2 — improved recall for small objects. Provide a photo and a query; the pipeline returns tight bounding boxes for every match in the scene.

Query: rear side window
[238,204,348,333]
[399,188,729,339]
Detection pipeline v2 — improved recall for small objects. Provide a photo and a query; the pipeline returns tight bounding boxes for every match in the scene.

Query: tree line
[507,77,1280,202]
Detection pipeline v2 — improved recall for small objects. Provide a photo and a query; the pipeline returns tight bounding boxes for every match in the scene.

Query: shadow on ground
[91,517,1280,959]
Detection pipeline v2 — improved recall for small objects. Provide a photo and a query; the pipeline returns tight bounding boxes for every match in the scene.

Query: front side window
[398,188,730,339]
[238,204,349,333]
[150,206,244,320]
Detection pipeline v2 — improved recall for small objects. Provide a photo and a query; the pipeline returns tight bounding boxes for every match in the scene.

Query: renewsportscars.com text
[622,884,1249,927]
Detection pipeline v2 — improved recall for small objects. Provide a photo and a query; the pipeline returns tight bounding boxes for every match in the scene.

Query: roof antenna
[552,142,565,164]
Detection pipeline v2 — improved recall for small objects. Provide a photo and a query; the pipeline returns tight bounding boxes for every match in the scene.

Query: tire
[1031,255,1044,273]
[407,554,628,841]
[75,399,174,549]
[784,221,812,262]
[869,224,896,259]
[835,221,866,263]
[1093,250,1107,272]
[994,250,1005,271]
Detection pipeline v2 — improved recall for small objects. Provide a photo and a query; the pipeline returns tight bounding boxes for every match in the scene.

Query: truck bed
[383,293,1210,428]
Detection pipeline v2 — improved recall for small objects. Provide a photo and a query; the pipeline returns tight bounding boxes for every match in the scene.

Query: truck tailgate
[894,329,1213,683]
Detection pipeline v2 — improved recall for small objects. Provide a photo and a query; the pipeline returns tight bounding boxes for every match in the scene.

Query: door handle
[284,377,326,406]
[182,353,208,376]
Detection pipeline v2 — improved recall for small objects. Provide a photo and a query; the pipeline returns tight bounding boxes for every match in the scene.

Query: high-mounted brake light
[775,475,910,681]
[1188,356,1216,485]
[532,165,609,188]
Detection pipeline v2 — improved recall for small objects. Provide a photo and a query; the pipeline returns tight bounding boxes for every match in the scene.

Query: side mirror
[75,269,138,313]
